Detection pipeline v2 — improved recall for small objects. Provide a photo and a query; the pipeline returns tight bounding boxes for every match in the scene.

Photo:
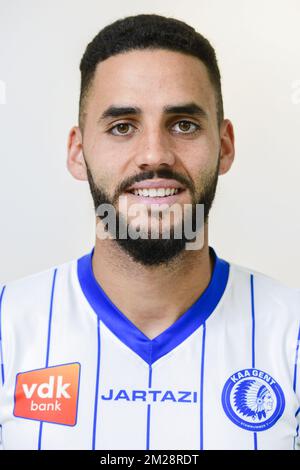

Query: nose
[133,128,176,170]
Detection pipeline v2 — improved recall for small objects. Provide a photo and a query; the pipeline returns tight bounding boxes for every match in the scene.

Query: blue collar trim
[77,246,229,365]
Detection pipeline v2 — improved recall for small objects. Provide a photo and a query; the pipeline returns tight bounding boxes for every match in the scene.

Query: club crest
[222,368,285,431]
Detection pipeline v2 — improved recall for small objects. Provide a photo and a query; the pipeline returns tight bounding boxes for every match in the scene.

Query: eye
[108,123,135,136]
[172,120,200,134]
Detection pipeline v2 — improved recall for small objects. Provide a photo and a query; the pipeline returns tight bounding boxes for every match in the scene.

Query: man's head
[67,14,235,266]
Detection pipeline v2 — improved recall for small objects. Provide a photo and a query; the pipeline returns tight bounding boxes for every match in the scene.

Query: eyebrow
[97,102,208,122]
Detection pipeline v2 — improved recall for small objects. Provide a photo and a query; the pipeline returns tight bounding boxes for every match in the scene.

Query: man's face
[75,49,231,266]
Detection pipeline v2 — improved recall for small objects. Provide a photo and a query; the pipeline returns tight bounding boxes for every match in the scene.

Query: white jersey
[0,247,299,450]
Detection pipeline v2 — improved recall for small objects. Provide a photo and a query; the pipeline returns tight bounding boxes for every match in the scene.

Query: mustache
[115,168,195,200]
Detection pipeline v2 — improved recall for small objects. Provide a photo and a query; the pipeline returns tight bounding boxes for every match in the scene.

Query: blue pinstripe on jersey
[146,359,153,450]
[293,322,300,392]
[295,406,300,449]
[92,318,101,450]
[200,323,206,450]
[38,268,58,451]
[0,286,6,386]
[250,274,257,450]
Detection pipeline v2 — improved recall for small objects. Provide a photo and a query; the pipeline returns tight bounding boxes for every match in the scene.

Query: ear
[67,126,87,181]
[218,119,235,175]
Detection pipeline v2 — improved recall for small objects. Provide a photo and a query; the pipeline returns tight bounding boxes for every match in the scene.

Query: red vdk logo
[14,363,80,426]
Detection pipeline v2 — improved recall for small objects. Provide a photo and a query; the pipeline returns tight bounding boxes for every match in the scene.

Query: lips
[123,188,187,206]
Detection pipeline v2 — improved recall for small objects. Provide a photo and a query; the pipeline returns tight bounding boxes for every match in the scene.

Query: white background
[0,0,300,286]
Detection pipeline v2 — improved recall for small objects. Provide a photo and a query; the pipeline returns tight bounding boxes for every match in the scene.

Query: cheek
[183,137,217,178]
[84,137,122,189]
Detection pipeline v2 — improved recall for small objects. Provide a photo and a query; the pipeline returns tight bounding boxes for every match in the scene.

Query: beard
[85,156,220,267]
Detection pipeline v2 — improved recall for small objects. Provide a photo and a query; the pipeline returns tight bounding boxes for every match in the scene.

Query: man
[0,14,299,450]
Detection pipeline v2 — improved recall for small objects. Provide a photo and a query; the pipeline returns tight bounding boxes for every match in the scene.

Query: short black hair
[79,14,223,129]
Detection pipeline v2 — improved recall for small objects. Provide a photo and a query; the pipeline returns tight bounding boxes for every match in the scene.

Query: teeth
[132,188,180,197]
[149,189,156,197]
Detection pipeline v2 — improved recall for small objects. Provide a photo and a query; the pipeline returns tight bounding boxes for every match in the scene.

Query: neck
[91,223,213,339]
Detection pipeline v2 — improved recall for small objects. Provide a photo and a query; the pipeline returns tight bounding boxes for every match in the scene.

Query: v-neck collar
[77,246,229,365]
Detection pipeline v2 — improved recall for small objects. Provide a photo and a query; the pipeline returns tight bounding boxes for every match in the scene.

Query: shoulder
[0,255,80,322]
[229,260,300,322]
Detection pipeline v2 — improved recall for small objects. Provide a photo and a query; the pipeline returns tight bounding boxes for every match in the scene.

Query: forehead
[87,49,216,116]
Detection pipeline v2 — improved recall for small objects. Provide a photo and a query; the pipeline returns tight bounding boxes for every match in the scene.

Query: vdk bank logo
[222,368,285,431]
[14,363,80,426]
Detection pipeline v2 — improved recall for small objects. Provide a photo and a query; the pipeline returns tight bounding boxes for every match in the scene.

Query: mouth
[123,178,188,205]
[123,187,187,205]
